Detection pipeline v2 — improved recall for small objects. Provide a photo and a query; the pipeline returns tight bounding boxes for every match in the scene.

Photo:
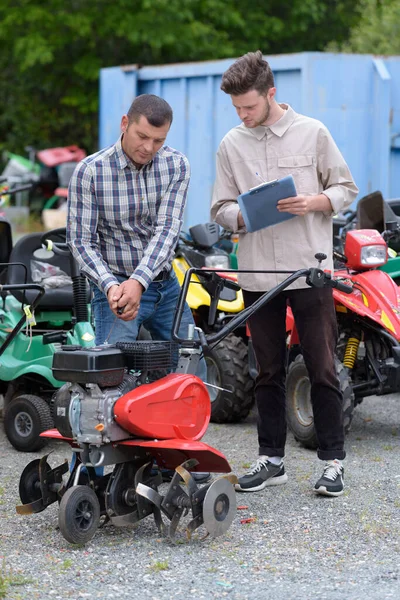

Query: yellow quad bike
[173,223,255,423]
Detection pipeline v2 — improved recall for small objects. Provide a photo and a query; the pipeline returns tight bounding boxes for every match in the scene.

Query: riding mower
[286,193,400,448]
[0,227,94,452]
[15,253,352,544]
[173,223,255,423]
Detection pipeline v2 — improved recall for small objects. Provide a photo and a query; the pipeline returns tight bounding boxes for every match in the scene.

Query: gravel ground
[1,394,400,600]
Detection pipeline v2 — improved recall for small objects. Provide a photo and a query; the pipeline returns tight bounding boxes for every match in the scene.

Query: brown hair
[221,50,275,96]
[127,94,173,127]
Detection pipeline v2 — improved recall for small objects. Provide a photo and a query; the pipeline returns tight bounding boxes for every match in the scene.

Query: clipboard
[237,175,297,232]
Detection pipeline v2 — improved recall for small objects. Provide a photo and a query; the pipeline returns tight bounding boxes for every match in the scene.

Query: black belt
[153,269,171,282]
[112,270,171,282]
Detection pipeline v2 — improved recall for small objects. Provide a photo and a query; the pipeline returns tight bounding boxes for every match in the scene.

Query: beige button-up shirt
[211,104,359,291]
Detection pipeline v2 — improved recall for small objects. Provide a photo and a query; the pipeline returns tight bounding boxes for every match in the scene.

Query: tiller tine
[16,456,69,515]
[110,460,163,528]
[137,460,237,541]
[135,482,165,534]
[220,473,239,485]
[134,462,165,533]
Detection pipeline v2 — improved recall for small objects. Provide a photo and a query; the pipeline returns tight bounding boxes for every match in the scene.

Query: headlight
[360,245,387,265]
[205,254,230,269]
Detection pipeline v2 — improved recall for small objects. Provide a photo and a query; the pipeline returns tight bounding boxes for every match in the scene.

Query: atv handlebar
[329,278,353,294]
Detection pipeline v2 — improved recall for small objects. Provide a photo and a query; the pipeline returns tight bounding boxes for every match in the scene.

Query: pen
[255,172,266,183]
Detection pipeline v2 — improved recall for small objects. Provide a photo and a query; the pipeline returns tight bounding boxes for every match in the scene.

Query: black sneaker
[314,460,344,497]
[235,457,288,492]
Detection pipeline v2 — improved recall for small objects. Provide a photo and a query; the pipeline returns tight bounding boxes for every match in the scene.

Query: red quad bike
[15,256,352,545]
[286,196,400,449]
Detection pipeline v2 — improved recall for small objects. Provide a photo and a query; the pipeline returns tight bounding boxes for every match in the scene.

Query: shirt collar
[114,135,128,169]
[248,104,296,141]
[113,135,154,171]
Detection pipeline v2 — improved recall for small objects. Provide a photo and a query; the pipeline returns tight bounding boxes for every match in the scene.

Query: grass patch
[149,560,169,572]
[0,558,33,598]
[59,559,73,572]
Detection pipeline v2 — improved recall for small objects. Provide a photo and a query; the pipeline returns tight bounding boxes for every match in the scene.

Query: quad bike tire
[286,354,355,450]
[204,333,254,423]
[4,394,53,452]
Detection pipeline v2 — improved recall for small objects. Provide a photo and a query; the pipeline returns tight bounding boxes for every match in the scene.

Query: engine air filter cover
[116,340,179,372]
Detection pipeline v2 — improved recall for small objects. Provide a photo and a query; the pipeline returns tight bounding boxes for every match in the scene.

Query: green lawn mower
[0,225,95,452]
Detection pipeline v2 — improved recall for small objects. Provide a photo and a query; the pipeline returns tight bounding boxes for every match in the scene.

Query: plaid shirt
[67,136,190,294]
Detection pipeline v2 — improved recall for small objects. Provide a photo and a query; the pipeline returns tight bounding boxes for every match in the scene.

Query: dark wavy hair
[221,50,275,96]
[127,94,173,127]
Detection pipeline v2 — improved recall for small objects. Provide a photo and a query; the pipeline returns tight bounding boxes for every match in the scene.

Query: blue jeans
[92,271,207,380]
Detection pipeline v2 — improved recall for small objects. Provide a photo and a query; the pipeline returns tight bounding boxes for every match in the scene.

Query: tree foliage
[327,0,400,54]
[0,0,362,156]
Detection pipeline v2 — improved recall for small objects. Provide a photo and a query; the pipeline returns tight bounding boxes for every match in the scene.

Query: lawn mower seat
[6,232,76,309]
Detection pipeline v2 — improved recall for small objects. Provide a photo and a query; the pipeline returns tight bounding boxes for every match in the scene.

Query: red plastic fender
[118,438,232,473]
[113,373,211,441]
[39,431,232,473]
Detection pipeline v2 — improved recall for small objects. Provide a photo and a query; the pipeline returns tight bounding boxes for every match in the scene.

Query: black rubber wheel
[58,485,100,545]
[204,333,255,423]
[19,458,51,512]
[4,394,53,452]
[286,355,355,449]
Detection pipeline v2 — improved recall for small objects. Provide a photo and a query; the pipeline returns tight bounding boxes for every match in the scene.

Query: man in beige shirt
[211,50,358,497]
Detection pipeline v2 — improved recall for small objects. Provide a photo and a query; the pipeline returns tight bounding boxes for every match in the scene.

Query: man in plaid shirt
[67,94,209,482]
[68,94,199,347]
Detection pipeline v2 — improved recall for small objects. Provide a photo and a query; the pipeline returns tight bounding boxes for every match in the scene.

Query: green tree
[0,0,361,156]
[327,0,400,54]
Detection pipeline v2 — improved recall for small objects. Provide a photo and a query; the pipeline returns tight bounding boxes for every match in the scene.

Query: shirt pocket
[277,155,316,192]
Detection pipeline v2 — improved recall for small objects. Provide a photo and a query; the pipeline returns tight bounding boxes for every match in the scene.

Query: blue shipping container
[99,52,400,228]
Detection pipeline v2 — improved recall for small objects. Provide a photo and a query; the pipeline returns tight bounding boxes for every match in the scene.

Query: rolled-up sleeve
[211,142,243,232]
[67,162,118,295]
[317,126,359,214]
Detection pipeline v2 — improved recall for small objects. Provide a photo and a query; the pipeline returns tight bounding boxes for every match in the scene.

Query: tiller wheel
[136,459,238,540]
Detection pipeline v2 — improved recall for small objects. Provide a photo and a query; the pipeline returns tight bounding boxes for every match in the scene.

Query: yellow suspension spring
[343,337,360,369]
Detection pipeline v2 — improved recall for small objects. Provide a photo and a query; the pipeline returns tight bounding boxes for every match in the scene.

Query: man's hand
[277,195,313,216]
[107,279,143,321]
[277,193,332,216]
[238,211,245,228]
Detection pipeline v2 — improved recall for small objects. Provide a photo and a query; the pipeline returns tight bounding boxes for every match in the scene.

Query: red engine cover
[113,374,210,441]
